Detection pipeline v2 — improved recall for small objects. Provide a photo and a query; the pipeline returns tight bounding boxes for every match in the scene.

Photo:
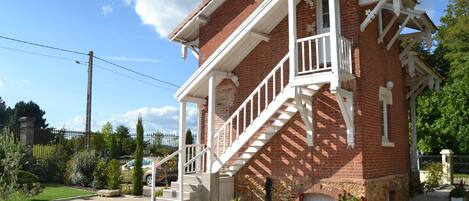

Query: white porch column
[178,101,187,201]
[196,103,203,172]
[288,0,298,82]
[207,73,216,173]
[410,96,418,172]
[329,0,341,92]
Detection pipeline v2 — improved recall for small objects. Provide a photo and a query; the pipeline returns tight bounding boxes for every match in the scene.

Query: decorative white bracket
[294,87,315,147]
[181,39,200,60]
[335,88,354,148]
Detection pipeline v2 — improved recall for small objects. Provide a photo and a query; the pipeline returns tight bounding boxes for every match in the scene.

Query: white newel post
[178,101,187,201]
[288,0,298,82]
[440,149,453,185]
[207,73,216,173]
[328,0,340,92]
[410,96,418,172]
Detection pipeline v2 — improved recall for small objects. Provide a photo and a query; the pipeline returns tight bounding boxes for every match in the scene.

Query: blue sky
[0,0,448,133]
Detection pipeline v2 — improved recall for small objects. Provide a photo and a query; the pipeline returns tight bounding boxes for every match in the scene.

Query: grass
[454,173,469,178]
[28,184,94,201]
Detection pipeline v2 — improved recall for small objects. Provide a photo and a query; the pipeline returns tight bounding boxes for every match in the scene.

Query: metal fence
[31,128,194,160]
[454,155,469,174]
[417,154,441,170]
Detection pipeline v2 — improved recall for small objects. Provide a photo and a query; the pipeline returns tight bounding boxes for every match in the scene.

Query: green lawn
[454,173,469,178]
[28,184,94,201]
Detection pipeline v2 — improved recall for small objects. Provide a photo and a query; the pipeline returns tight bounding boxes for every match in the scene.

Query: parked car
[121,157,177,186]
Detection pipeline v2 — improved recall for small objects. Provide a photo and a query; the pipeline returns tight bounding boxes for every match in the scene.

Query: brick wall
[195,0,410,200]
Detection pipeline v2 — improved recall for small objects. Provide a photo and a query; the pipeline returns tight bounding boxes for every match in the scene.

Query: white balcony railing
[296,33,353,76]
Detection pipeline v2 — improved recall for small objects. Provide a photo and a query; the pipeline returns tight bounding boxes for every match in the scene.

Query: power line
[0,45,175,91]
[0,34,180,88]
[94,56,180,88]
[94,64,175,92]
[0,35,88,56]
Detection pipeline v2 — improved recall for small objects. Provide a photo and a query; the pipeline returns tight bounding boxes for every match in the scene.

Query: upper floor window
[322,0,330,29]
[379,81,394,147]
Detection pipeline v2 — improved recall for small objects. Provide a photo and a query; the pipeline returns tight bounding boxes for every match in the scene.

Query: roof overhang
[174,0,294,102]
[169,0,225,44]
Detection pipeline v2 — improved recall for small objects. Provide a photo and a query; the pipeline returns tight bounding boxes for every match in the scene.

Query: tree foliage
[7,101,48,130]
[417,0,469,154]
[132,117,144,195]
[186,129,194,145]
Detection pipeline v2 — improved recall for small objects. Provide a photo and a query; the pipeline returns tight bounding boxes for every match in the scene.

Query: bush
[106,159,121,190]
[92,159,107,189]
[449,180,466,198]
[0,130,42,200]
[338,190,365,201]
[68,150,100,187]
[423,162,444,191]
[32,145,68,183]
[132,117,144,195]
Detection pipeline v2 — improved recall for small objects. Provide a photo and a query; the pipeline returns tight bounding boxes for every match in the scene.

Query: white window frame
[379,86,394,147]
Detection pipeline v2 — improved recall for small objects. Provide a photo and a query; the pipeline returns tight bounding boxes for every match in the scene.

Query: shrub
[0,130,42,200]
[338,190,366,201]
[449,180,466,198]
[155,188,164,197]
[69,150,100,187]
[423,162,444,191]
[132,117,144,195]
[32,145,68,183]
[92,159,107,189]
[107,159,121,190]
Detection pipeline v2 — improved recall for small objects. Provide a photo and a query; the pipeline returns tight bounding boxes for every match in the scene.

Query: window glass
[322,0,330,29]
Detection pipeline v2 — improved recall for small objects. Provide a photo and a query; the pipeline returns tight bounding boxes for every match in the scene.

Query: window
[387,191,396,201]
[322,0,330,29]
[379,83,394,147]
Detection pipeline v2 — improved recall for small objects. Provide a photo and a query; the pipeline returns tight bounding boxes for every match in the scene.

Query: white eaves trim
[170,1,222,42]
[174,0,285,101]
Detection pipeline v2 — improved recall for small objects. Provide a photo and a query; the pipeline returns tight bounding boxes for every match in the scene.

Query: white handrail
[151,149,180,200]
[296,32,331,43]
[296,33,333,75]
[339,36,353,74]
[213,54,290,157]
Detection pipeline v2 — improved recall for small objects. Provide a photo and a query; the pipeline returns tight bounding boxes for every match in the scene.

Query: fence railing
[30,128,195,159]
[297,33,331,75]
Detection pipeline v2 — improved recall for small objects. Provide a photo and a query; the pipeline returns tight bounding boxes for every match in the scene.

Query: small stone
[97,189,121,197]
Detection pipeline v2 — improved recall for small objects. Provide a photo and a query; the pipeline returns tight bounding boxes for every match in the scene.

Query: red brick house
[151,0,442,200]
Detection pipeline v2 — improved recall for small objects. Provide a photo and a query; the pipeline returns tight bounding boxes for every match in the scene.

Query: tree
[115,125,130,156]
[101,123,118,159]
[0,97,7,128]
[6,101,48,130]
[132,117,144,195]
[186,129,194,145]
[416,0,469,154]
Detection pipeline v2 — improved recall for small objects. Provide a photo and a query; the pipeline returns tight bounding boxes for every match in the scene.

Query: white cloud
[22,80,30,85]
[104,56,162,63]
[102,4,113,15]
[0,77,5,88]
[127,0,200,38]
[58,105,198,134]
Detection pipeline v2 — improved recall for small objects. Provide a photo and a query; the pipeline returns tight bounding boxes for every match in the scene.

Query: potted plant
[449,180,466,201]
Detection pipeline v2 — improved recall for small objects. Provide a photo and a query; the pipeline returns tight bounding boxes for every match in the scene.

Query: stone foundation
[234,174,409,201]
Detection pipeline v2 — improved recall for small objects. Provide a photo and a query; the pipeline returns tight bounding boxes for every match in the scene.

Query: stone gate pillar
[19,117,35,162]
[440,149,453,185]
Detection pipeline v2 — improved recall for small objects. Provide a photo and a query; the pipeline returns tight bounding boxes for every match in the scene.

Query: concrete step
[170,182,201,192]
[155,197,190,201]
[180,174,203,184]
[163,189,196,200]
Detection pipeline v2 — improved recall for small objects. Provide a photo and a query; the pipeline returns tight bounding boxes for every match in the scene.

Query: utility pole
[85,51,93,149]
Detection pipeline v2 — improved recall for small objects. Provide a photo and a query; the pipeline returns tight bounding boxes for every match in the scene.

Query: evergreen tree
[7,101,48,130]
[132,117,144,195]
[0,97,7,128]
[186,129,194,145]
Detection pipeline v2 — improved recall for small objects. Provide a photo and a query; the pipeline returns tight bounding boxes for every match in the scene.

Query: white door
[316,0,331,67]
[304,194,335,201]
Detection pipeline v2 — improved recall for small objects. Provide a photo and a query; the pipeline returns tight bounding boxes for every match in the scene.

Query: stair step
[162,189,196,200]
[283,102,297,107]
[301,87,318,96]
[155,197,190,201]
[179,175,203,184]
[170,182,201,192]
[257,133,274,140]
[244,147,260,153]
[276,110,296,116]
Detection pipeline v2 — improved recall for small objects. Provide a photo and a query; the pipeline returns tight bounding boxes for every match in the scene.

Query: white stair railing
[213,54,290,157]
[150,144,209,201]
